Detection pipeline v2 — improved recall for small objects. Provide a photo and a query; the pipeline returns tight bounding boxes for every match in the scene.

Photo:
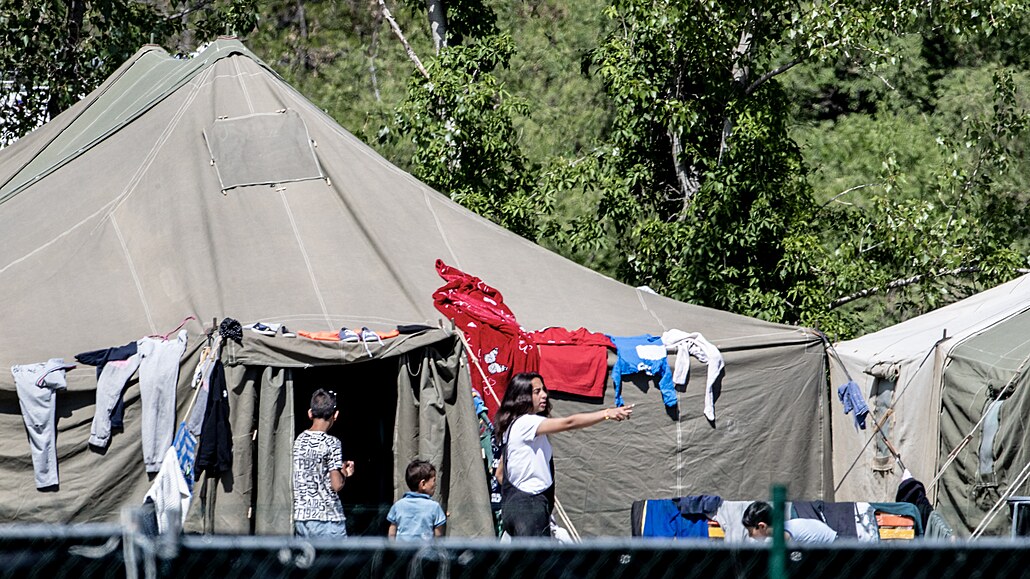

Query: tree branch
[745,55,805,95]
[163,0,218,22]
[818,183,874,210]
[829,266,979,309]
[378,0,430,80]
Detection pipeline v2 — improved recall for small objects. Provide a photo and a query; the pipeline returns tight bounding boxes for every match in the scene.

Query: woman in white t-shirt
[494,372,633,537]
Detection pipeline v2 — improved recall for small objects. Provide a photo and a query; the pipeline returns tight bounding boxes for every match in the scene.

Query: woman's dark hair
[741,501,773,529]
[493,372,550,440]
[310,388,337,419]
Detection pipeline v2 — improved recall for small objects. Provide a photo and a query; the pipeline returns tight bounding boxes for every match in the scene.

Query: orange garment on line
[297,330,341,341]
[297,329,401,341]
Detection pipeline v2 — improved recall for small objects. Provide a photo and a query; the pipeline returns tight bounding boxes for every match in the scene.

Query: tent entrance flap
[292,361,398,537]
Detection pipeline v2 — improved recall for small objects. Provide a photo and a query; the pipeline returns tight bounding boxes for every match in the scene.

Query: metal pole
[769,484,787,579]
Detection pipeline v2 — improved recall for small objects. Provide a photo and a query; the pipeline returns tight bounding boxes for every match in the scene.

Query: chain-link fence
[3,517,1030,579]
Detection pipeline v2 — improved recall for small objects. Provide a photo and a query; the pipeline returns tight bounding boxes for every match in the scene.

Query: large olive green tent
[0,40,830,536]
[830,274,1030,535]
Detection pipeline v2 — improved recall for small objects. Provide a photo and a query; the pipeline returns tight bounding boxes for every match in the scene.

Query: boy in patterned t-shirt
[292,389,356,537]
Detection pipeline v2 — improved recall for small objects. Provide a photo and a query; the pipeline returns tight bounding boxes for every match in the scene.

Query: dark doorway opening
[293,358,397,536]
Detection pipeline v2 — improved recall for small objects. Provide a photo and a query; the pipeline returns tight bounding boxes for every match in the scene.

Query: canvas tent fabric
[829,274,1030,535]
[0,40,829,536]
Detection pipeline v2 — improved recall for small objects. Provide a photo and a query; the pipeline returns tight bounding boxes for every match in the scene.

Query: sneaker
[245,322,278,336]
[360,327,383,357]
[279,325,297,338]
[360,327,383,344]
[339,328,360,342]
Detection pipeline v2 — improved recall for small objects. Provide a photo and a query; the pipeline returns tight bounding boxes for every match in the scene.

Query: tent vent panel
[203,109,325,191]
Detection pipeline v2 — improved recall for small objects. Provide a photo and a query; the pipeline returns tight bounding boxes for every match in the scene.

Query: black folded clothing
[397,324,435,334]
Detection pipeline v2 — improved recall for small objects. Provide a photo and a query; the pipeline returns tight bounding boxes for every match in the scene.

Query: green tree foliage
[391,35,541,236]
[0,0,257,144]
[537,0,1029,336]
[376,0,541,237]
[789,22,1030,332]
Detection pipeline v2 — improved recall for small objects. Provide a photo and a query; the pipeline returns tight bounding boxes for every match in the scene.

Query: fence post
[769,484,787,579]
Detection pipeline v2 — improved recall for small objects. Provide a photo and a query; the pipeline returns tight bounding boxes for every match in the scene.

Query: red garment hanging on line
[530,327,613,398]
[432,260,539,419]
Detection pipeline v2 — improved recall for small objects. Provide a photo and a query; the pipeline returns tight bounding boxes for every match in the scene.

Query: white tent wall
[830,274,1030,534]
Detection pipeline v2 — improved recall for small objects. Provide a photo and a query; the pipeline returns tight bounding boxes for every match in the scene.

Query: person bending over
[742,500,837,543]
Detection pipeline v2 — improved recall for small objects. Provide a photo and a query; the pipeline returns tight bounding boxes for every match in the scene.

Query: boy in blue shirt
[388,459,446,540]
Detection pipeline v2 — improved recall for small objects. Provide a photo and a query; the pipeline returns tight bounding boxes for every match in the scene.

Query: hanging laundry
[186,336,222,438]
[433,260,539,418]
[895,470,933,529]
[172,422,198,494]
[138,330,187,473]
[675,494,723,518]
[194,360,233,479]
[713,500,753,543]
[88,354,141,449]
[661,330,725,421]
[471,388,503,533]
[76,341,138,430]
[632,499,711,538]
[145,446,192,534]
[792,500,859,539]
[218,318,243,343]
[837,379,869,430]
[869,502,924,536]
[297,330,343,341]
[11,359,75,489]
[529,328,613,398]
[607,335,675,407]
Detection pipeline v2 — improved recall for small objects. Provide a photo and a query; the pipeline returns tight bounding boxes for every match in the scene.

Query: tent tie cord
[553,496,581,542]
[834,408,906,493]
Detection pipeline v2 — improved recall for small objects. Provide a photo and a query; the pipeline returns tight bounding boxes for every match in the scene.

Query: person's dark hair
[405,459,436,492]
[494,372,550,440]
[310,388,337,419]
[741,501,773,529]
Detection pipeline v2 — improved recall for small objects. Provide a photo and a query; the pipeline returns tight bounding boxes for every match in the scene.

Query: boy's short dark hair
[310,389,337,419]
[405,459,436,492]
[741,501,773,529]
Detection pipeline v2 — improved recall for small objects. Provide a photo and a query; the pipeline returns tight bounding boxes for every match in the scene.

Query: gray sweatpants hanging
[12,359,74,489]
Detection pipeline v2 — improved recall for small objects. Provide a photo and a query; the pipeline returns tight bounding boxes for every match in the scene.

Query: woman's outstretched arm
[536,405,633,435]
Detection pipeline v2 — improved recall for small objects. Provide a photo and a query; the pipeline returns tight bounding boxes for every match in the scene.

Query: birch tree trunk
[426,0,447,52]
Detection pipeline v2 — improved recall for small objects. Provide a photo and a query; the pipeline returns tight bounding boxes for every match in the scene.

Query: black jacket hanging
[194,360,233,478]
